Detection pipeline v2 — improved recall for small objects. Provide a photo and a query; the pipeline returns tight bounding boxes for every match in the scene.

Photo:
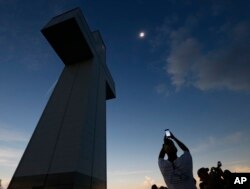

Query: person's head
[223,169,232,180]
[197,167,210,182]
[163,138,177,157]
[151,184,158,189]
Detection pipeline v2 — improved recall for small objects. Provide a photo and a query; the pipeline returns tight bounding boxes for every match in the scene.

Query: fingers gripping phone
[165,129,171,138]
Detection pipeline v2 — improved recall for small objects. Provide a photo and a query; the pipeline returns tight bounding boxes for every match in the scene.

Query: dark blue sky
[0,0,250,188]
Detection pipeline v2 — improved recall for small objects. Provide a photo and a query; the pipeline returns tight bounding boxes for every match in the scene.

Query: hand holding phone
[165,129,171,138]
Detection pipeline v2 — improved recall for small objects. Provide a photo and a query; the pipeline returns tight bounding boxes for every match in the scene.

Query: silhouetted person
[210,161,224,187]
[198,167,224,189]
[158,131,196,189]
[197,168,210,189]
[152,184,158,189]
[223,169,233,189]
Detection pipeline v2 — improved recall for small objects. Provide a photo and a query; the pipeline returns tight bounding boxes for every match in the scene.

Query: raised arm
[158,144,166,159]
[171,133,189,152]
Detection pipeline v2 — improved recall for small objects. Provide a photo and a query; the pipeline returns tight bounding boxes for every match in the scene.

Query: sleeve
[181,151,192,161]
[179,151,193,170]
[158,158,164,167]
[158,158,169,172]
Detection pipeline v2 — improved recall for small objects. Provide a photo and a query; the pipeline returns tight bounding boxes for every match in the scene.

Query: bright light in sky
[139,31,145,38]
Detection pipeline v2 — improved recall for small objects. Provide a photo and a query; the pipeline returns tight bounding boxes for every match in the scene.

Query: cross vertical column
[8,8,115,189]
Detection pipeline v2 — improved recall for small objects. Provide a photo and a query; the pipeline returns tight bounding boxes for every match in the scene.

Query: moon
[139,32,145,38]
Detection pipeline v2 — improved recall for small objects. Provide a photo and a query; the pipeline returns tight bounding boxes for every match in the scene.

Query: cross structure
[8,8,115,189]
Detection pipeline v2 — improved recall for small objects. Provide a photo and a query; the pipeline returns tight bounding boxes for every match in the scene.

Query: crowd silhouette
[152,161,234,189]
[197,161,233,189]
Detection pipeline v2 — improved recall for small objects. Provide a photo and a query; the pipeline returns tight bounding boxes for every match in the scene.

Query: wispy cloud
[143,176,155,187]
[108,171,164,189]
[0,123,27,188]
[192,131,246,153]
[192,136,216,153]
[152,13,250,92]
[0,127,28,142]
[1,177,10,189]
[223,131,244,144]
[155,83,170,96]
[108,170,154,176]
[230,165,250,172]
[142,176,165,189]
[221,159,250,172]
[0,147,23,167]
[0,125,25,164]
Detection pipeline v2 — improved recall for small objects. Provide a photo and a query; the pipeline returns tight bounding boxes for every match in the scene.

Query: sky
[0,0,250,188]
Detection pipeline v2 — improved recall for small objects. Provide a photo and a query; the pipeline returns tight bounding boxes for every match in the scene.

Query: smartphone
[165,129,171,138]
